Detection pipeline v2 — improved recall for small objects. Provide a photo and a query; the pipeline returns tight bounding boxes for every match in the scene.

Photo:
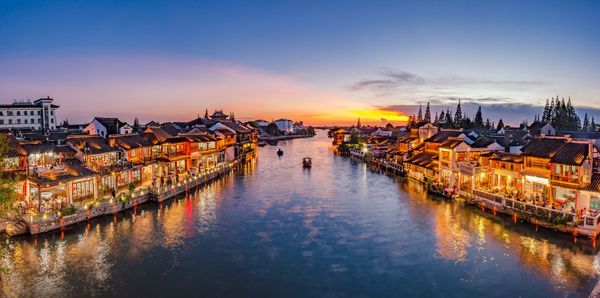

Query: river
[1,130,598,297]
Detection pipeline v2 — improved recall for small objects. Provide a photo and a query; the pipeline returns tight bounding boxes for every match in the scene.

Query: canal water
[1,131,599,297]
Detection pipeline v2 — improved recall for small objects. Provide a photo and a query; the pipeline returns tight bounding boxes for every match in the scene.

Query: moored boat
[303,157,312,168]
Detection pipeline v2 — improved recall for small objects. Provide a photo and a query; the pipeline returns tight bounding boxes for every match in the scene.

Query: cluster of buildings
[1,99,258,214]
[253,118,309,136]
[333,119,600,233]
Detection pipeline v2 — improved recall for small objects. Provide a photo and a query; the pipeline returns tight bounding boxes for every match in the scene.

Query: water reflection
[0,131,598,297]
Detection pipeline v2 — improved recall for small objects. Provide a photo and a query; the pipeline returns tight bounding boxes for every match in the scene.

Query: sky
[1,0,599,126]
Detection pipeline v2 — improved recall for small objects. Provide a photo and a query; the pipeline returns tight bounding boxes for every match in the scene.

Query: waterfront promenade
[23,162,235,235]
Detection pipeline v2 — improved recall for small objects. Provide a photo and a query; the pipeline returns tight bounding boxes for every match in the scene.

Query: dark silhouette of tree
[438,110,445,124]
[385,123,394,129]
[592,117,597,132]
[474,106,484,128]
[424,102,431,122]
[453,100,462,128]
[444,109,453,128]
[417,105,423,122]
[133,117,140,129]
[485,118,491,130]
[266,123,280,136]
[496,119,504,131]
[542,98,550,122]
[583,113,590,131]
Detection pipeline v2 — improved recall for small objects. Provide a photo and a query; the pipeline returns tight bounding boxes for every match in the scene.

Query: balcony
[550,174,580,184]
[458,162,485,175]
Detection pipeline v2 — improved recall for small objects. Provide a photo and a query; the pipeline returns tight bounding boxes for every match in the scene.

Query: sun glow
[351,110,409,123]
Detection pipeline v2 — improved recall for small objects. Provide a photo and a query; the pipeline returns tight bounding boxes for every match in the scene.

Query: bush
[128,183,136,193]
[61,205,78,216]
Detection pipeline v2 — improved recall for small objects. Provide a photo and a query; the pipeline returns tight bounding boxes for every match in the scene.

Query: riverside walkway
[23,162,235,235]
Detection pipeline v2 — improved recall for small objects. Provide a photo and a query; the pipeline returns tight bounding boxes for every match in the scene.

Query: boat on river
[277,148,284,156]
[258,140,266,147]
[303,157,312,168]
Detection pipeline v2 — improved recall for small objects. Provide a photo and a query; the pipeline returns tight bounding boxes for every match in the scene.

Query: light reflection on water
[0,131,599,297]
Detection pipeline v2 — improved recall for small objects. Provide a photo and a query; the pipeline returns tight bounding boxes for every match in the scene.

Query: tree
[417,105,423,122]
[453,99,462,128]
[438,110,445,124]
[424,102,431,122]
[474,106,484,128]
[61,118,70,127]
[496,119,504,131]
[592,117,597,132]
[266,123,280,136]
[433,112,439,125]
[444,109,453,128]
[349,129,359,144]
[133,117,140,129]
[0,134,17,216]
[583,113,590,131]
[485,118,491,130]
[542,98,550,122]
[385,123,394,129]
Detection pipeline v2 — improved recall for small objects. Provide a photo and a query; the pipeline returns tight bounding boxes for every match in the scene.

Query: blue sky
[1,0,599,125]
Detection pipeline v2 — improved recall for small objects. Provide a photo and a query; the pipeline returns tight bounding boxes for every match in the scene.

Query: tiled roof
[405,151,439,170]
[424,130,463,143]
[94,117,125,135]
[583,173,600,192]
[1,134,27,158]
[67,136,120,155]
[489,152,524,163]
[110,134,154,150]
[219,121,253,133]
[440,139,463,149]
[470,137,496,148]
[550,142,588,165]
[520,137,567,158]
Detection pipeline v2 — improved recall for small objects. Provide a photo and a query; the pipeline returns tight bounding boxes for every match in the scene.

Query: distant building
[0,97,59,132]
[273,119,294,134]
[528,121,555,136]
[83,117,132,137]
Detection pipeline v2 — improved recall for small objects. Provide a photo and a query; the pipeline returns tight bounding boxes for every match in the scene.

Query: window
[7,111,13,116]
[17,119,21,124]
[38,119,41,124]
[16,111,20,116]
[51,119,54,123]
[37,111,41,115]
[0,120,3,125]
[24,119,28,124]
[8,119,12,124]
[0,111,3,116]
[51,111,54,115]
[72,179,94,200]
[23,111,27,116]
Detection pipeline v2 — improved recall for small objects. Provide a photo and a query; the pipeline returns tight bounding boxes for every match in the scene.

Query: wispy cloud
[348,69,545,94]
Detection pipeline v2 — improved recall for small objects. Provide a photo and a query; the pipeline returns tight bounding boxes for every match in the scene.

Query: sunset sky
[1,1,599,126]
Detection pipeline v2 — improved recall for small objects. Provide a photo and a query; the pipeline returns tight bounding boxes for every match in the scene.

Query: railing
[550,175,580,184]
[458,163,485,175]
[472,188,586,228]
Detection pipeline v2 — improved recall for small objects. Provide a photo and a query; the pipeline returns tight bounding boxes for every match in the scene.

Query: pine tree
[496,118,504,131]
[485,118,491,130]
[542,98,550,121]
[549,97,556,124]
[204,109,209,118]
[583,113,590,131]
[433,112,439,125]
[474,106,483,128]
[592,117,597,132]
[453,99,462,128]
[133,117,140,129]
[438,110,445,124]
[424,102,431,122]
[417,105,423,122]
[444,109,453,128]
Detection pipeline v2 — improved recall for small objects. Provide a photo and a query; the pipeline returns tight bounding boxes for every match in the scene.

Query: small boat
[258,141,267,147]
[277,148,284,157]
[267,139,279,146]
[303,157,312,168]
